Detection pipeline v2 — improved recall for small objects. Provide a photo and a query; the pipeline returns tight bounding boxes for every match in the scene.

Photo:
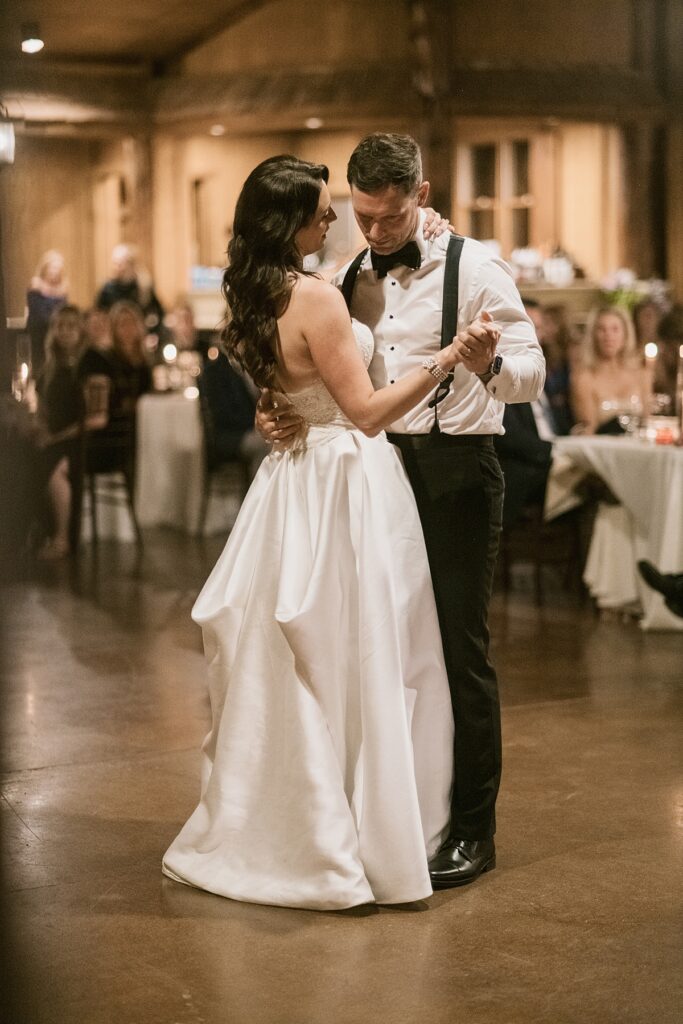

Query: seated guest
[632,298,662,355]
[570,306,652,434]
[34,305,105,558]
[79,301,152,474]
[543,303,583,372]
[83,307,112,353]
[494,401,554,527]
[96,244,165,340]
[199,351,268,480]
[26,250,68,371]
[167,300,198,350]
[653,305,683,409]
[166,298,219,357]
[524,299,573,434]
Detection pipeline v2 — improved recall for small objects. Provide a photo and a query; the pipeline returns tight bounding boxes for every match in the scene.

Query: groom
[262,133,545,887]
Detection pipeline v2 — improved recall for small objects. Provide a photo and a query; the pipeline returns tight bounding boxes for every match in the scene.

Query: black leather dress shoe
[428,838,496,889]
[637,561,683,617]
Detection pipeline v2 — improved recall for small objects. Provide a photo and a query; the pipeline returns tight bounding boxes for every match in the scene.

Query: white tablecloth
[135,393,241,536]
[550,436,683,631]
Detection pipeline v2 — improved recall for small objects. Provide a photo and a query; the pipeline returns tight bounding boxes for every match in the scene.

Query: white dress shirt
[332,210,545,435]
[532,393,557,442]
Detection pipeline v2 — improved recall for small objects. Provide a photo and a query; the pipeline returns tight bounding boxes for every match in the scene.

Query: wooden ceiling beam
[156,0,282,71]
[0,61,669,135]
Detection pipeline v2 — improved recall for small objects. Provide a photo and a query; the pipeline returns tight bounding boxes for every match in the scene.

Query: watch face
[492,354,503,374]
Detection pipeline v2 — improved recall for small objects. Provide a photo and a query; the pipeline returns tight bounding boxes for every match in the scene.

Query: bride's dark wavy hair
[222,155,329,388]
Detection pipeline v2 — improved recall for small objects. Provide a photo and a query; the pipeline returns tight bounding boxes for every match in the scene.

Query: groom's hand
[255,389,304,447]
[453,311,500,375]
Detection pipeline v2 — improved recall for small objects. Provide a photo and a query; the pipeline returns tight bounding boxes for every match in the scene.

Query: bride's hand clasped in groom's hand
[256,388,304,448]
[453,310,500,375]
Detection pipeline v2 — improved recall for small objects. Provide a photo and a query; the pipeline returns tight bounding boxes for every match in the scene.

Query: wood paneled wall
[151,130,367,307]
[557,123,623,281]
[0,137,96,318]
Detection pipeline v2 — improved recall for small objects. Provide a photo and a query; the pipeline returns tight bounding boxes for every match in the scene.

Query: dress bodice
[284,320,374,429]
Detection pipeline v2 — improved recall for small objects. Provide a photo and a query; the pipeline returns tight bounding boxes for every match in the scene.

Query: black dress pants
[388,432,504,841]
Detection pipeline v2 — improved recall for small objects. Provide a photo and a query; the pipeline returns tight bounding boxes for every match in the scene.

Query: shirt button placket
[387,279,396,382]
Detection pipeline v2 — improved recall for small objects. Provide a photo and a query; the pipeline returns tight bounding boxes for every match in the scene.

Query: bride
[162,156,458,910]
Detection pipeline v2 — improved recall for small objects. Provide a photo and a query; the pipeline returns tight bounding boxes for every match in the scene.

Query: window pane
[512,140,529,196]
[470,208,495,239]
[472,145,496,198]
[512,207,530,248]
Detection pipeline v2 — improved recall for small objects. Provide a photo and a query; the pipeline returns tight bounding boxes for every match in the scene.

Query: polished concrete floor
[1,533,681,1024]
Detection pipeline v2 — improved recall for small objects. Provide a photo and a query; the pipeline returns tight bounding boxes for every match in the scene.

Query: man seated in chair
[494,400,556,528]
[199,351,268,481]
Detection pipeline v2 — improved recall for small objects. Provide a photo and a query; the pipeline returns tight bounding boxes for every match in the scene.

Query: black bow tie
[371,241,422,279]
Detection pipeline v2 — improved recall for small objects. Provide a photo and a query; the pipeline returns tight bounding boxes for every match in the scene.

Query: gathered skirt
[162,426,454,910]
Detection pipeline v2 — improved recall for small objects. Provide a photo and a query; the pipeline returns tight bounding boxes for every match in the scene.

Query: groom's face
[350,181,429,255]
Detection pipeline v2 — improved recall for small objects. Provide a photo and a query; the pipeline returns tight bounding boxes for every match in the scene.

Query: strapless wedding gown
[162,321,453,910]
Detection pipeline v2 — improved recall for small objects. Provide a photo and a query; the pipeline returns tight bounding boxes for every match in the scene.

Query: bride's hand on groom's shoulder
[256,389,304,449]
[422,208,454,240]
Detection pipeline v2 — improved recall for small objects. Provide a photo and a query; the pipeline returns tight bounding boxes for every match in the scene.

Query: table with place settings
[545,435,683,630]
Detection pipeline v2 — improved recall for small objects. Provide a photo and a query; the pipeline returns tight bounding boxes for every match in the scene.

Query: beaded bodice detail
[285,320,374,428]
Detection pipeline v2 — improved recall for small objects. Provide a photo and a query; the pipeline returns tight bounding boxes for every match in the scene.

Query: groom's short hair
[347,133,423,195]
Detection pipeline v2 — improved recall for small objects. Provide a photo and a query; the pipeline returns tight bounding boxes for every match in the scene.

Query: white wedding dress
[162,321,454,910]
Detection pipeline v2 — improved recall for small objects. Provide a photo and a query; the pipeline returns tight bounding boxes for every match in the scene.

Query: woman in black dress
[35,305,93,558]
[79,300,152,475]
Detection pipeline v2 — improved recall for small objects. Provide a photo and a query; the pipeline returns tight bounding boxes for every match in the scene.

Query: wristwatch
[477,354,503,385]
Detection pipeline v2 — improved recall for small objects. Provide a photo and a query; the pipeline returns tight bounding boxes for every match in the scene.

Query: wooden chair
[73,376,143,549]
[80,448,143,548]
[498,502,588,606]
[197,389,251,535]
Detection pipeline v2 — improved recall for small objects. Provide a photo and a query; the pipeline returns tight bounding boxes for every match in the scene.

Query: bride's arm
[303,282,457,437]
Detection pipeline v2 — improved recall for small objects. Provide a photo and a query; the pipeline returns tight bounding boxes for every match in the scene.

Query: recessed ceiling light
[21,23,44,54]
[209,124,226,137]
[305,117,323,130]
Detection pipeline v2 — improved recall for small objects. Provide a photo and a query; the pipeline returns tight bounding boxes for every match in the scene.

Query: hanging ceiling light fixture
[21,23,44,54]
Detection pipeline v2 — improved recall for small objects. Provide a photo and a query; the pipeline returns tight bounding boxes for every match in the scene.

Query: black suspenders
[440,235,464,350]
[339,247,368,310]
[340,234,465,429]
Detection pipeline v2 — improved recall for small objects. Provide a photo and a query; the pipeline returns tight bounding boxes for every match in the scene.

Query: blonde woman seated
[570,306,652,434]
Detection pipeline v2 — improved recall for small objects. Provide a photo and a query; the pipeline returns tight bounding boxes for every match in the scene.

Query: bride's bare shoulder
[292,274,344,314]
[292,274,338,300]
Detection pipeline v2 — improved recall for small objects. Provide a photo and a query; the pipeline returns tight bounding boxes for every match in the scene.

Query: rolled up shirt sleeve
[462,257,546,404]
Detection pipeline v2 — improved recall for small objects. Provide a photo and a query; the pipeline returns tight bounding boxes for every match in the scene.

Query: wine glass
[617,394,643,435]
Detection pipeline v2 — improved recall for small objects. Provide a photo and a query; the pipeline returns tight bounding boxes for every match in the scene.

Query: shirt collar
[414,208,430,260]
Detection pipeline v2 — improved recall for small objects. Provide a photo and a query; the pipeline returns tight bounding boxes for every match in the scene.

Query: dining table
[545,435,683,631]
[134,391,240,536]
[77,390,240,540]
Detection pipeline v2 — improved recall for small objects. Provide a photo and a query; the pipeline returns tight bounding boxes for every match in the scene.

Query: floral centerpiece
[600,268,670,312]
